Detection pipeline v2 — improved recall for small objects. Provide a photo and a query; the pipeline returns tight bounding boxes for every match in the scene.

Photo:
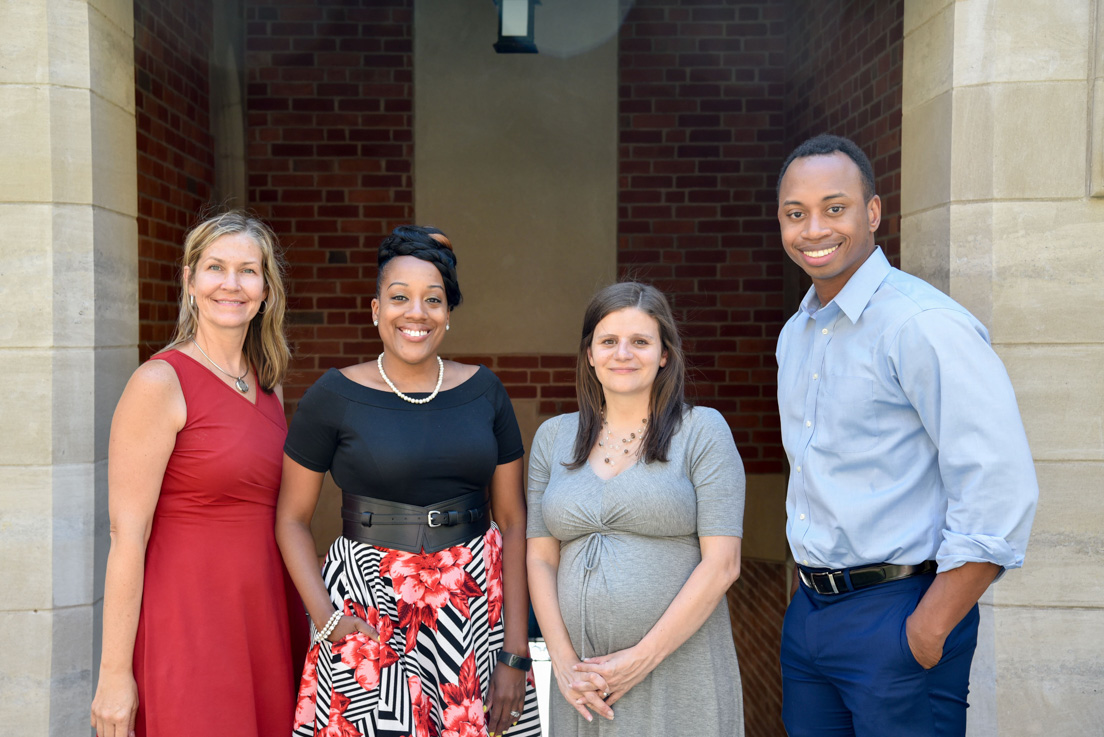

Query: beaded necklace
[376,352,444,404]
[598,415,648,465]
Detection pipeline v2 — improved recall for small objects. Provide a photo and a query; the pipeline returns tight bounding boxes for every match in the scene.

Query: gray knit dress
[527,407,745,737]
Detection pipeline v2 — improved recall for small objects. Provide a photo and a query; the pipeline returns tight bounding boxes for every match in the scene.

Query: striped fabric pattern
[293,525,542,737]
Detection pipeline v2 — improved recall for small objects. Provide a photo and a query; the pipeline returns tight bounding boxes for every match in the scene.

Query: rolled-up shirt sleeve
[890,308,1038,573]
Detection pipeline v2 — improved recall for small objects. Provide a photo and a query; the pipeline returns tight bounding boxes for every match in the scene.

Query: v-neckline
[586,458,640,483]
[169,349,260,408]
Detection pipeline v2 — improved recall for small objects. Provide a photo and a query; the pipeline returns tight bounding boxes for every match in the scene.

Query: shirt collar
[799,247,891,323]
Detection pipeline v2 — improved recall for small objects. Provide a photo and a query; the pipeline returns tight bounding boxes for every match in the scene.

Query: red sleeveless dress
[131,350,307,737]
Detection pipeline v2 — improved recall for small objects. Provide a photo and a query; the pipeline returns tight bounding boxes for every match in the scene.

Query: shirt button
[802,559,809,565]
[821,328,828,335]
[799,513,806,520]
[795,465,802,473]
[805,420,812,427]
[813,373,819,380]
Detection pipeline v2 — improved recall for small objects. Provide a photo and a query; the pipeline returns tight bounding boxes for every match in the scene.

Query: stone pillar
[0,1,137,734]
[902,1,1104,734]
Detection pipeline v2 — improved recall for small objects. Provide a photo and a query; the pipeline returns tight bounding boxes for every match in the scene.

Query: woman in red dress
[91,212,306,737]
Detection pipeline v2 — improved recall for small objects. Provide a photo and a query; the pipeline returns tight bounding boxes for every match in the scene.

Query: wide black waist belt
[798,560,937,596]
[341,490,491,554]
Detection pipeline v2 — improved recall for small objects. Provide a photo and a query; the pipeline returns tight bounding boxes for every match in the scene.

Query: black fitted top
[284,365,524,507]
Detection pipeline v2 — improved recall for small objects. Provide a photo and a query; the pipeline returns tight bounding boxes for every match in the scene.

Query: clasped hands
[553,645,654,722]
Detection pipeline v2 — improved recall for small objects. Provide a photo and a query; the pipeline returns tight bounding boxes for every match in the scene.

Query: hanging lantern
[494,0,539,54]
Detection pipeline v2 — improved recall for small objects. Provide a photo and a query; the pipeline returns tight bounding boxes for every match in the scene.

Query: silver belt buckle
[427,510,444,528]
[826,570,843,594]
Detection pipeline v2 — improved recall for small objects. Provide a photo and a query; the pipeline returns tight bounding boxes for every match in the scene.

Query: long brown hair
[567,282,687,469]
[166,211,290,392]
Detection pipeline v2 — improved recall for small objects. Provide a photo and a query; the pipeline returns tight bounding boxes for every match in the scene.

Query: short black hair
[776,134,876,202]
[377,225,462,310]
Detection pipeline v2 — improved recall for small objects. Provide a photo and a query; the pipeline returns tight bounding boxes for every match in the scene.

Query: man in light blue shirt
[774,134,1037,737]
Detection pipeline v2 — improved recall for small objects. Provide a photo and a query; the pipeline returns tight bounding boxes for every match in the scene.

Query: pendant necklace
[191,338,250,393]
[598,415,648,465]
[377,352,444,405]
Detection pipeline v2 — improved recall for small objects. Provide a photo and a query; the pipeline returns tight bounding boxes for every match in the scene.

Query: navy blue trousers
[781,574,979,737]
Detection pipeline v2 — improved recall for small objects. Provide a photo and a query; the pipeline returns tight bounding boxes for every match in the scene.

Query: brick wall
[785,0,904,264]
[244,0,414,411]
[618,0,789,477]
[134,0,216,361]
[453,354,580,417]
[727,560,789,737]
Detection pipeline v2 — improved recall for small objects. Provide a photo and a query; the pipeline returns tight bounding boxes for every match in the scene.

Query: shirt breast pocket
[813,375,880,453]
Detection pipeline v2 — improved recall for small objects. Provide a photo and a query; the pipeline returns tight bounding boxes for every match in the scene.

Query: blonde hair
[167,211,290,391]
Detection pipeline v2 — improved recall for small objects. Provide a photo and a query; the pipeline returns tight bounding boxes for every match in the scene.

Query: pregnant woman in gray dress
[527,282,745,736]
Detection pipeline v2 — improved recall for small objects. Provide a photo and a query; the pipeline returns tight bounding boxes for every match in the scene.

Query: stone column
[902,1,1104,734]
[0,1,137,734]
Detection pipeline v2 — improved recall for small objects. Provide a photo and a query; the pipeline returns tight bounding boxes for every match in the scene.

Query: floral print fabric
[293,526,541,737]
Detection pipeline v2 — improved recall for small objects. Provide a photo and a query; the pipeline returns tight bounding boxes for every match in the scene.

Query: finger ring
[602,691,610,699]
[509,710,522,718]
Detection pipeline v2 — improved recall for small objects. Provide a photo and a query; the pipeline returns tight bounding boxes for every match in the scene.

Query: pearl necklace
[598,416,648,465]
[191,338,249,393]
[376,352,444,404]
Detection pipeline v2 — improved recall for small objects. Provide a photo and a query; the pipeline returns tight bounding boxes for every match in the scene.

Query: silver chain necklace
[376,352,444,404]
[191,338,250,393]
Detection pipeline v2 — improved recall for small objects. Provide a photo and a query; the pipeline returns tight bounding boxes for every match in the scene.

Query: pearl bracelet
[314,610,344,644]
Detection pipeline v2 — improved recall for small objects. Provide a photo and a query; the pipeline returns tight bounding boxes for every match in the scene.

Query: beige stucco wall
[902,1,1104,734]
[0,1,137,734]
[412,0,619,358]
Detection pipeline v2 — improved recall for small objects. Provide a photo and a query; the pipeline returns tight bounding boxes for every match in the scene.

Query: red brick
[496,370,530,384]
[497,355,540,369]
[540,355,577,369]
[539,385,576,399]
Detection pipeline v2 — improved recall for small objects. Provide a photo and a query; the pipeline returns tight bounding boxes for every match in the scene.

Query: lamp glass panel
[501,0,529,36]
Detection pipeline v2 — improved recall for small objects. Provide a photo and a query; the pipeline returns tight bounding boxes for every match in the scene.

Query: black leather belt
[341,490,490,554]
[798,560,937,595]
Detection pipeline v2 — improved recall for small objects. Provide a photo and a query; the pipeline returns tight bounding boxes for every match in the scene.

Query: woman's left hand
[572,645,656,706]
[485,662,527,736]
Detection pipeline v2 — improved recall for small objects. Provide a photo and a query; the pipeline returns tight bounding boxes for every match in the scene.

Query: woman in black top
[276,226,541,737]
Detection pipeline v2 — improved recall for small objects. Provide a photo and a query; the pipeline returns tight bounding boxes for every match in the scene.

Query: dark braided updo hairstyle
[376,225,462,310]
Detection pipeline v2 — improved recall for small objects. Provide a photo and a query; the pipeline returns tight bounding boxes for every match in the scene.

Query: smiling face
[777,151,882,304]
[371,255,449,365]
[587,307,668,400]
[185,233,268,333]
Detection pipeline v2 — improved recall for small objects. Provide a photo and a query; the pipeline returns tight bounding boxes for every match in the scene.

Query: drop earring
[373,319,378,327]
[445,323,450,331]
[189,294,195,308]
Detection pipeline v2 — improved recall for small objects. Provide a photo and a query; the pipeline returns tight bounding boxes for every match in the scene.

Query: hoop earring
[258,300,268,315]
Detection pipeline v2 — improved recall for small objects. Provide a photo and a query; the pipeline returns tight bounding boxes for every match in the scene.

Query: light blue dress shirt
[776,248,1038,573]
